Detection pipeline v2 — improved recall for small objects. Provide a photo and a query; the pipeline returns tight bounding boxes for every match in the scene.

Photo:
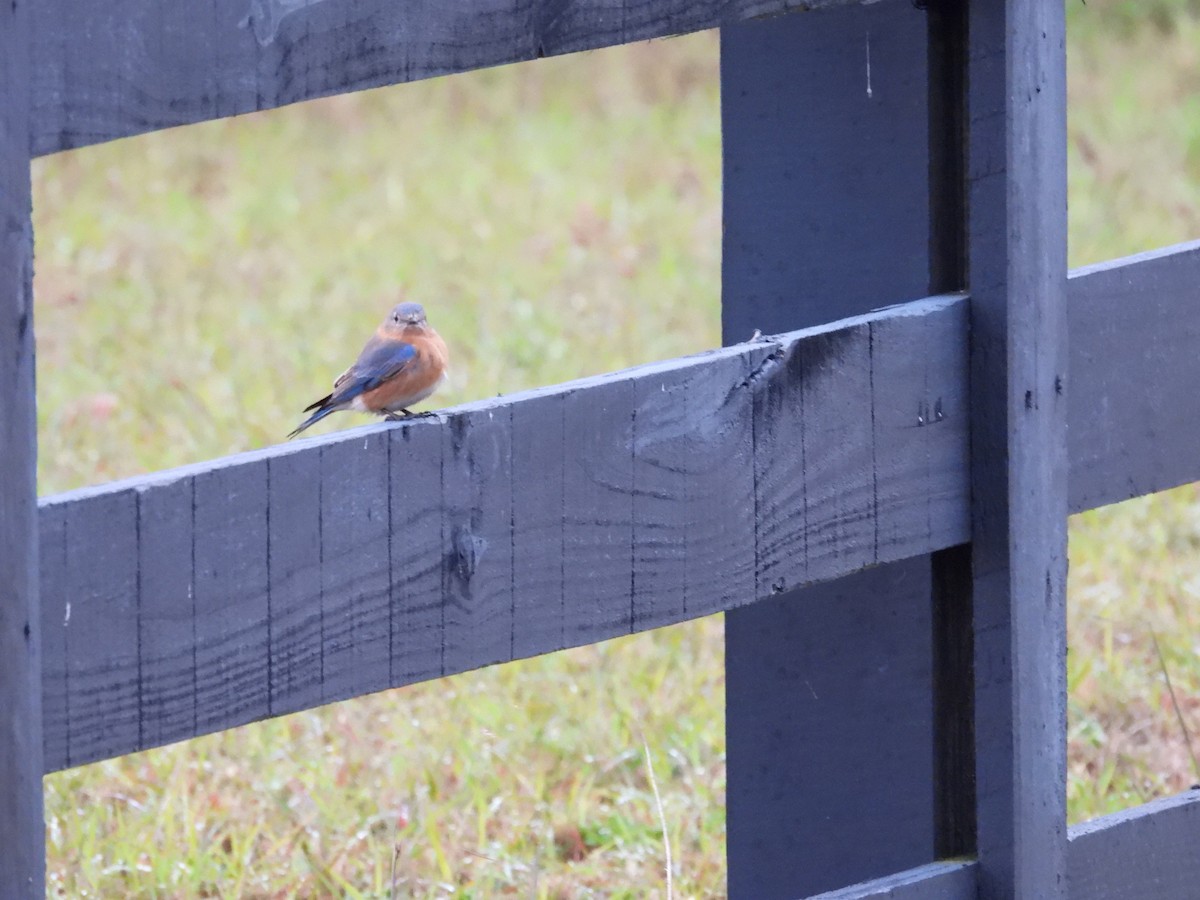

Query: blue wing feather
[289,337,417,438]
[332,338,417,404]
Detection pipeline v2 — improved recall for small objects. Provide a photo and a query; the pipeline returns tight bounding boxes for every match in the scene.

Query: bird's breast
[361,336,448,413]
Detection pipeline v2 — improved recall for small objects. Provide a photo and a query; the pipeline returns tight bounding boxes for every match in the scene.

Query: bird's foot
[383,408,432,422]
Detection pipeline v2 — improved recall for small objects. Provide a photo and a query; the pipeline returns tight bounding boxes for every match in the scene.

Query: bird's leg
[383,411,405,422]
[400,408,414,416]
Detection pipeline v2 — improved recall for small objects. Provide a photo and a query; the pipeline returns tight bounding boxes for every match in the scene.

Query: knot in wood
[450,526,487,585]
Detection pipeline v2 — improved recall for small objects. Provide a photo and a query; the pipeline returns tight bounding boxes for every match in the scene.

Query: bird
[288,301,449,438]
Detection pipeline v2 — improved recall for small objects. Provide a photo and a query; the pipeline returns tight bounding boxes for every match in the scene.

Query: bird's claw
[384,409,435,422]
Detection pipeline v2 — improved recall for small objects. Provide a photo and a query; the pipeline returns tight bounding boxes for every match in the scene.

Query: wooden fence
[3,0,1199,896]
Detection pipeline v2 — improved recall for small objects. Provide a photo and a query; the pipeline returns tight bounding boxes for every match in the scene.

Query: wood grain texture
[30,0,864,157]
[64,488,139,767]
[0,0,45,888]
[510,390,567,659]
[794,321,875,581]
[809,860,978,900]
[630,349,764,631]
[266,447,323,717]
[442,406,515,675]
[747,302,971,597]
[193,463,270,742]
[388,421,445,684]
[319,431,392,704]
[38,295,969,772]
[966,0,1069,896]
[872,301,971,559]
[1067,240,1200,512]
[721,4,941,896]
[137,478,197,748]
[563,377,636,643]
[1067,790,1200,900]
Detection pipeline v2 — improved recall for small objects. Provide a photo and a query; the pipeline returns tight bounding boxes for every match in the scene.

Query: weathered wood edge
[806,860,978,899]
[0,0,47,890]
[965,0,1070,894]
[31,0,867,157]
[1067,790,1200,900]
[39,293,969,772]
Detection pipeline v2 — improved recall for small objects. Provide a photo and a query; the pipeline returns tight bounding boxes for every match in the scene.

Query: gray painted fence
[1,1,45,896]
[4,0,1200,897]
[805,789,1200,900]
[721,11,940,889]
[39,295,972,772]
[30,0,863,157]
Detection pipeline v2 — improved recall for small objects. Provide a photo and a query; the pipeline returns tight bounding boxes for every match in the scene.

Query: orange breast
[360,328,448,413]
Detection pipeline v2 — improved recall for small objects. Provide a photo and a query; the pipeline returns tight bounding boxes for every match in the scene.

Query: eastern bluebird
[288,301,449,438]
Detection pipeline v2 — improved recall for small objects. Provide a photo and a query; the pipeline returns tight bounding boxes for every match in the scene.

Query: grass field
[32,2,1200,896]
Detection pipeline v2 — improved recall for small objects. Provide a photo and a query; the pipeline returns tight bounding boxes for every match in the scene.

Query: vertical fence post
[966,0,1069,896]
[0,0,45,896]
[722,3,939,896]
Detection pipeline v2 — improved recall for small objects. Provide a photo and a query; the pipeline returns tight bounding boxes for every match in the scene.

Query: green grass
[33,3,1200,896]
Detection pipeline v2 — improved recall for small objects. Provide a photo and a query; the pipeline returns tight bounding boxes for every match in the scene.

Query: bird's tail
[288,403,339,439]
[301,391,333,414]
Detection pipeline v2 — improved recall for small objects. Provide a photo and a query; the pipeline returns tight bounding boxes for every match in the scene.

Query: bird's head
[388,302,428,328]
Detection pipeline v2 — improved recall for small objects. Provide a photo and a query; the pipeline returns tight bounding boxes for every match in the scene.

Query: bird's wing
[299,362,356,412]
[327,336,418,406]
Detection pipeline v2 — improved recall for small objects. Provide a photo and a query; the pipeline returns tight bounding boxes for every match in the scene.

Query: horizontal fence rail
[30,236,1200,772]
[31,0,860,157]
[801,790,1200,898]
[39,295,970,772]
[33,239,1200,772]
[803,789,1200,898]
[1066,238,1200,511]
[808,860,979,899]
[1067,789,1200,899]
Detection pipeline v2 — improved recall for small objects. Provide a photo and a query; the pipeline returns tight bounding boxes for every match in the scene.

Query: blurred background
[33,1,1200,896]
